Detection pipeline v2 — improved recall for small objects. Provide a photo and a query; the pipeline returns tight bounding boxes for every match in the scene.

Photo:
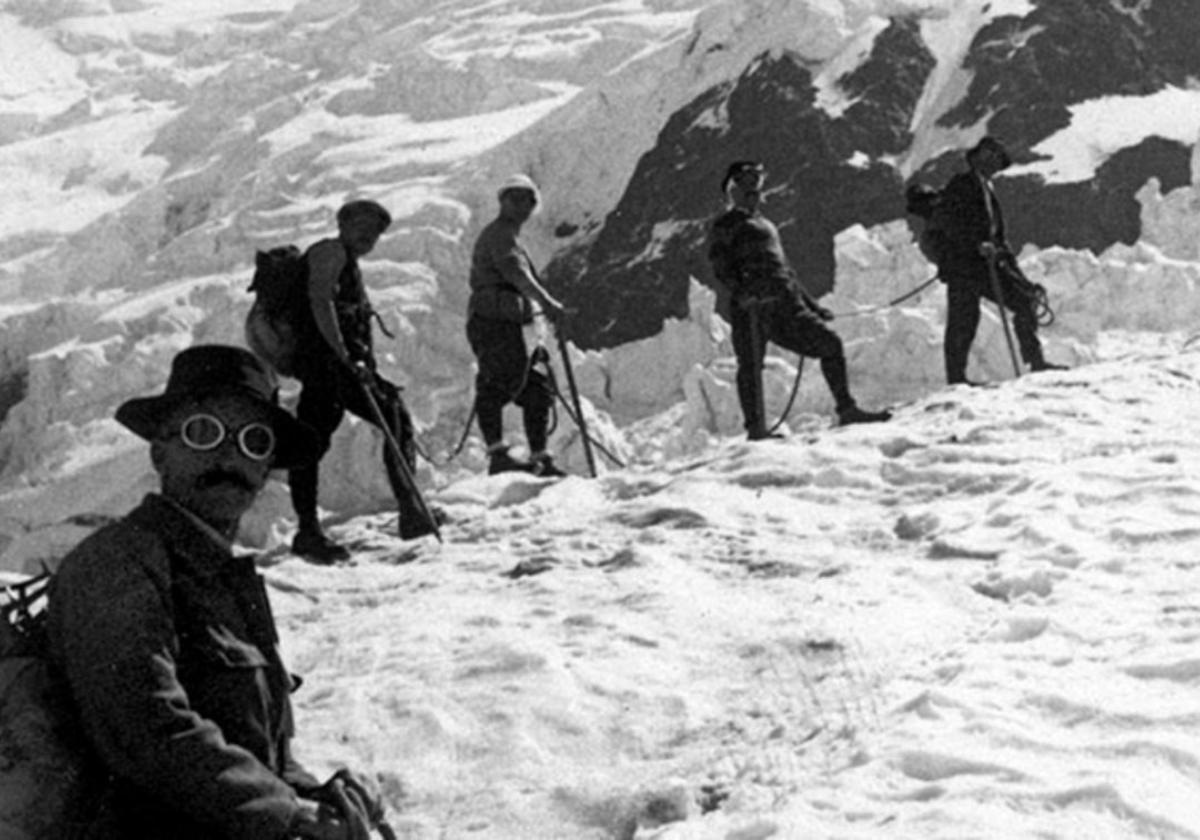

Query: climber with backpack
[919,137,1066,385]
[247,199,440,562]
[904,181,950,268]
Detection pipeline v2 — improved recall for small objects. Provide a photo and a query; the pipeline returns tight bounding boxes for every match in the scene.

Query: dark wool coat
[48,494,318,840]
[931,169,1008,274]
[707,208,822,313]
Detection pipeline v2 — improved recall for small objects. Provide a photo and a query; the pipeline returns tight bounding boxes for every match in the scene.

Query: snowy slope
[258,352,1200,839]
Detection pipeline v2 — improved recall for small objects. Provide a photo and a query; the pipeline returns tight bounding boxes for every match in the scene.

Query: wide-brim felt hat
[115,344,319,469]
[967,136,1012,168]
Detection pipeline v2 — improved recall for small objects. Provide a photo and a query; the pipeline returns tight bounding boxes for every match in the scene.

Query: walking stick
[357,377,443,543]
[554,320,597,478]
[984,246,1022,379]
[979,175,1022,379]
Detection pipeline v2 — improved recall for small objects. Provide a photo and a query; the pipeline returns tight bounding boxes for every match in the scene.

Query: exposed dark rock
[547,2,1200,349]
[544,18,934,348]
[1002,137,1193,253]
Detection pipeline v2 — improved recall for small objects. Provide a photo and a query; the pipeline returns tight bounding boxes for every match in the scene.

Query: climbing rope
[827,273,940,319]
[417,271,987,461]
[415,330,625,471]
[412,346,540,469]
[539,346,626,470]
[764,273,942,433]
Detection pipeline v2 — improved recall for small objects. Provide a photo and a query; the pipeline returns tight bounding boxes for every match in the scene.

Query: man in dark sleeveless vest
[933,136,1066,384]
[707,160,890,439]
[289,200,437,562]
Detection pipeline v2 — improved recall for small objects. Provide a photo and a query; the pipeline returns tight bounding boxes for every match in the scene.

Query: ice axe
[356,375,443,543]
[553,317,597,478]
[979,179,1022,379]
[983,243,1022,379]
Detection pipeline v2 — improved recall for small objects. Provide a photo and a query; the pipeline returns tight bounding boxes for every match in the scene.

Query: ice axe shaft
[984,249,1022,379]
[357,378,443,542]
[978,179,1021,379]
[554,324,597,478]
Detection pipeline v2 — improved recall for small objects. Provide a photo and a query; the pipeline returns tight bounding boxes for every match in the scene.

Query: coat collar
[127,493,251,579]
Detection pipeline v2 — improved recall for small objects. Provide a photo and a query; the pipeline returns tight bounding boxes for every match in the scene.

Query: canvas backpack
[904,182,948,267]
[244,245,309,377]
[0,571,100,839]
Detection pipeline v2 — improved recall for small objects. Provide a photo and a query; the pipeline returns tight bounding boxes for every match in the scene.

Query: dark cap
[721,160,765,192]
[115,344,319,469]
[966,136,1012,169]
[336,199,392,231]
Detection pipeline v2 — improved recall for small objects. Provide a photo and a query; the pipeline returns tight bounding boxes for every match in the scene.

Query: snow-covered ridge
[1,0,1199,570]
[242,349,1200,837]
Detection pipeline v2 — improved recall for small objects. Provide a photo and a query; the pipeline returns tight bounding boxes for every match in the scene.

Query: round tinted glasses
[178,413,276,462]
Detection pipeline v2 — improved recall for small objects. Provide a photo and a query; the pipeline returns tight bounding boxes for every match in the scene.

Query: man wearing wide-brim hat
[930,136,1066,384]
[47,344,382,839]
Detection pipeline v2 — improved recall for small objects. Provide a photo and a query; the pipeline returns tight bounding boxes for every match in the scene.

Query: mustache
[197,469,256,491]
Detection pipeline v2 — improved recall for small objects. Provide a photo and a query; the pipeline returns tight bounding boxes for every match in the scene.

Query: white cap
[497,173,540,203]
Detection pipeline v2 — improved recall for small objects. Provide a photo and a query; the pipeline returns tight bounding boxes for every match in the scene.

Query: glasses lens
[180,414,224,450]
[238,424,276,461]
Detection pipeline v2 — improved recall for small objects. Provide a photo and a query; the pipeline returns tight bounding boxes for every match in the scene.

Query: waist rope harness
[1000,260,1055,327]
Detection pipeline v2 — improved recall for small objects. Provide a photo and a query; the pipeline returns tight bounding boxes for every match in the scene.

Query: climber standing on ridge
[931,136,1066,385]
[466,174,569,477]
[289,199,439,563]
[707,160,891,439]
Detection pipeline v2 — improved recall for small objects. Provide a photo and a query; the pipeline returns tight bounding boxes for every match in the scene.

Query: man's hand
[348,360,374,384]
[541,299,566,325]
[289,790,371,840]
[813,304,834,322]
[325,769,384,826]
[978,241,998,259]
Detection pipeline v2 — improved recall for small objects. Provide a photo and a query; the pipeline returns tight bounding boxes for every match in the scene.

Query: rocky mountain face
[546,0,1200,348]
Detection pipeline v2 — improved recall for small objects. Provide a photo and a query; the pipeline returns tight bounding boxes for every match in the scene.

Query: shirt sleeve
[50,537,300,840]
[488,227,560,308]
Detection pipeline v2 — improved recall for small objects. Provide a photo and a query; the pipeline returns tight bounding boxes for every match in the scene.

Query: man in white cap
[465,174,568,476]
